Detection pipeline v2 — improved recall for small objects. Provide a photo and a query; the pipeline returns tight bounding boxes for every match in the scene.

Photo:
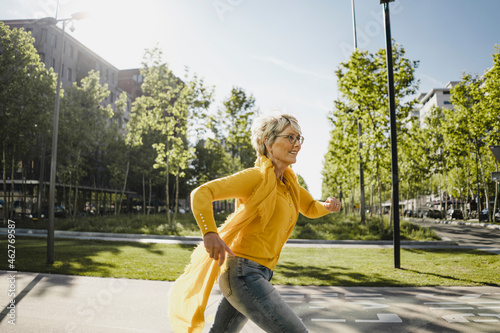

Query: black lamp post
[351,0,366,223]
[38,12,88,264]
[380,0,400,269]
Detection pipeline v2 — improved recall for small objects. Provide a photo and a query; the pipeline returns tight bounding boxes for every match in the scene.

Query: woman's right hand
[203,232,235,267]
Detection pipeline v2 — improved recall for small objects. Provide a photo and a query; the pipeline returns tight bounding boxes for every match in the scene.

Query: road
[411,219,500,254]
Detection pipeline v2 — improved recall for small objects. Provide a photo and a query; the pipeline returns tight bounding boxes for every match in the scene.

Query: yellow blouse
[170,156,331,332]
[191,165,331,270]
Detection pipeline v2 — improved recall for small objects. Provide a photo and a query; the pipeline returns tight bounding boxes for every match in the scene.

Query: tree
[324,44,419,217]
[127,48,213,228]
[215,87,258,172]
[57,70,113,216]
[0,22,55,222]
[444,46,500,219]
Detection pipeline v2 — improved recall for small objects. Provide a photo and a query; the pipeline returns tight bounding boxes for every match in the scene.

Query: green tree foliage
[57,70,114,215]
[127,48,213,227]
[323,44,419,216]
[0,22,55,221]
[439,46,500,218]
[213,87,258,172]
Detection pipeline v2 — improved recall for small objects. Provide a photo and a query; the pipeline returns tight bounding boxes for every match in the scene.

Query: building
[1,19,137,217]
[3,19,128,118]
[416,81,459,124]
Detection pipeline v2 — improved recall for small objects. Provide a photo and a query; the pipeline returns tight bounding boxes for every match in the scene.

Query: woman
[169,113,341,333]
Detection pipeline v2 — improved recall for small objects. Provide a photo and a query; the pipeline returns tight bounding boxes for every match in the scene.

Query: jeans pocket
[220,264,233,297]
[238,258,267,278]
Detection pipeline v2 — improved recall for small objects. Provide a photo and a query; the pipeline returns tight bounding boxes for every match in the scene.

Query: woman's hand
[323,197,342,212]
[203,232,235,267]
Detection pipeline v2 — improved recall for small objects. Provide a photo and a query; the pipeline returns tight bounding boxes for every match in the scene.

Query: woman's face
[267,125,302,167]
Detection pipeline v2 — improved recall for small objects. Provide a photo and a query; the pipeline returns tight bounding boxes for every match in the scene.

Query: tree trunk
[2,143,6,224]
[377,161,382,218]
[493,163,498,223]
[10,153,15,219]
[148,177,152,216]
[73,185,79,218]
[142,173,146,215]
[165,139,172,228]
[478,153,490,221]
[173,173,179,225]
[118,161,129,215]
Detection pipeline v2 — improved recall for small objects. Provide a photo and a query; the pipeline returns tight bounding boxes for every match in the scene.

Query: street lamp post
[39,12,88,264]
[351,0,366,223]
[380,0,400,269]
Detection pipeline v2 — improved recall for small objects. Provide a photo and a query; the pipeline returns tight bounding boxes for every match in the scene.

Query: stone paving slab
[2,272,500,333]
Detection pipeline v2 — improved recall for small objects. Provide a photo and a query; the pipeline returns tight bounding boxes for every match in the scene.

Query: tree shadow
[400,248,500,286]
[274,262,401,286]
[0,237,196,288]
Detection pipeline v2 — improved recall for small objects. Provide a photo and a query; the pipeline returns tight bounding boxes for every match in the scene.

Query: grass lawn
[13,212,441,241]
[1,237,498,287]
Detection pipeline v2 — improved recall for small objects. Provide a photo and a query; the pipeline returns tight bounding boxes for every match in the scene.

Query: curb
[0,228,457,246]
[407,218,500,230]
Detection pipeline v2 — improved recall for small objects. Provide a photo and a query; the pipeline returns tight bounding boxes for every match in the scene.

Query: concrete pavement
[1,221,500,332]
[1,271,500,333]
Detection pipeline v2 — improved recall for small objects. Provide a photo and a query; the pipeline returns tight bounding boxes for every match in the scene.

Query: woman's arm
[190,167,261,235]
[191,167,261,266]
[299,186,341,218]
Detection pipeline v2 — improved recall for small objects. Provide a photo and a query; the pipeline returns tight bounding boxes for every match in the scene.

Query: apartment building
[3,19,127,116]
[416,81,459,123]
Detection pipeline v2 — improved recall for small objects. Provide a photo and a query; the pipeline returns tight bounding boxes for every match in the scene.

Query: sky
[1,0,499,199]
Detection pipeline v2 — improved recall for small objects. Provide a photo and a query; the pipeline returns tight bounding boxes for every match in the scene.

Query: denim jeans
[209,256,308,333]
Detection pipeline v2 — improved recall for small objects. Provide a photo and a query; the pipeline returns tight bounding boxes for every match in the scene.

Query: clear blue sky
[2,0,499,199]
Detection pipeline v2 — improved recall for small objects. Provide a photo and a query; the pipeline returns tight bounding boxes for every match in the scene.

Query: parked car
[426,209,444,219]
[29,206,67,219]
[479,208,500,222]
[403,209,413,217]
[447,209,463,220]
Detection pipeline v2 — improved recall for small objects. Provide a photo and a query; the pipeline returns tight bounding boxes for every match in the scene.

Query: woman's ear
[264,137,271,154]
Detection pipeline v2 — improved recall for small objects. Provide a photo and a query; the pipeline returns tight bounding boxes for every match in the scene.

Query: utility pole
[351,0,366,223]
[380,0,400,269]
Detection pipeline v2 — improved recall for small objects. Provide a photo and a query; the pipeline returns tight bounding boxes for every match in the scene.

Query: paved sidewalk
[1,271,500,333]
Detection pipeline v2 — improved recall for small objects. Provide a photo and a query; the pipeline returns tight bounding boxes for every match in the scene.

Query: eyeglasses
[275,134,304,145]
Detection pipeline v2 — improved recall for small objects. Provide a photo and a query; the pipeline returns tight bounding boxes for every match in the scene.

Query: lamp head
[71,12,90,21]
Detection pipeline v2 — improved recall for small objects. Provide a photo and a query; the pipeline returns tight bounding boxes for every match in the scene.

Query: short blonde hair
[251,113,302,157]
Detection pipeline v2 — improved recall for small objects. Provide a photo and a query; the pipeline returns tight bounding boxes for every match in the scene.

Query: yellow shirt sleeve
[190,167,262,236]
[298,185,332,218]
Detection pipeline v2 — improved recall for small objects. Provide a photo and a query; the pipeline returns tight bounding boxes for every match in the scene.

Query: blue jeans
[209,256,308,333]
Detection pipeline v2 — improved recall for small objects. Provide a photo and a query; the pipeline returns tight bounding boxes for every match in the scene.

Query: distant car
[427,209,444,219]
[447,209,463,220]
[479,208,500,222]
[30,205,66,219]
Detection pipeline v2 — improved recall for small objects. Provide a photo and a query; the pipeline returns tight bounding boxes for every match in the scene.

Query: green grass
[1,237,498,286]
[14,212,440,241]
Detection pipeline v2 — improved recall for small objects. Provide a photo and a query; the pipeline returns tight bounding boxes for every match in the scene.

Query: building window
[52,58,56,69]
[51,33,57,48]
[39,53,45,63]
[67,68,72,81]
[41,28,47,42]
[69,45,74,58]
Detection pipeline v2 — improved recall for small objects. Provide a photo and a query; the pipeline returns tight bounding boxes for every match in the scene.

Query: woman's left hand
[323,197,341,212]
